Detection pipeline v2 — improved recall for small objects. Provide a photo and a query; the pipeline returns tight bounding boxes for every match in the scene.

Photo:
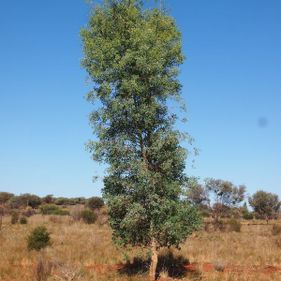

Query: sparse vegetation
[0,214,281,280]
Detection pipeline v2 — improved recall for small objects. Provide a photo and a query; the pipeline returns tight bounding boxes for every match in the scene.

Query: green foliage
[81,209,97,224]
[81,0,201,250]
[272,224,281,236]
[185,177,209,206]
[19,216,28,224]
[86,196,104,210]
[11,211,19,224]
[228,218,241,232]
[39,204,69,216]
[249,190,281,220]
[27,226,51,251]
[241,202,253,220]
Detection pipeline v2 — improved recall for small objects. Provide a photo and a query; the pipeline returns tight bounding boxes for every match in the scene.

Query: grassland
[0,214,281,281]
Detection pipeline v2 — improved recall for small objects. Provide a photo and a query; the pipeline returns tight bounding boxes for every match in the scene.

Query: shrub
[22,207,36,217]
[11,211,19,224]
[272,224,281,236]
[40,204,69,216]
[81,209,97,224]
[27,226,51,251]
[213,219,226,231]
[228,218,241,232]
[86,197,104,210]
[20,216,28,224]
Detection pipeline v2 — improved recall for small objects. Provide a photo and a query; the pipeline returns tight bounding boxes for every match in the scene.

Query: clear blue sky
[0,0,280,198]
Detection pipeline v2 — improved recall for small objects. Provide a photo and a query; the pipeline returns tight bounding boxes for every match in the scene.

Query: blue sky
[0,0,280,198]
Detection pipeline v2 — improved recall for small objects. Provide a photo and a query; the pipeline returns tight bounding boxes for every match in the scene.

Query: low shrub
[11,211,19,224]
[213,219,226,232]
[20,216,28,224]
[86,197,104,210]
[228,218,241,232]
[81,209,97,224]
[22,207,36,217]
[27,226,51,251]
[272,224,281,236]
[40,204,69,216]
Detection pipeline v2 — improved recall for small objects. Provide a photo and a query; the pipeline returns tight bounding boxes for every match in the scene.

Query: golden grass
[0,215,281,281]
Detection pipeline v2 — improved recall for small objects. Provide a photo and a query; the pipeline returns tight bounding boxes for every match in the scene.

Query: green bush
[19,216,28,224]
[81,209,97,224]
[228,218,241,232]
[27,226,51,251]
[11,211,19,224]
[39,204,69,216]
[272,224,281,236]
[86,197,104,210]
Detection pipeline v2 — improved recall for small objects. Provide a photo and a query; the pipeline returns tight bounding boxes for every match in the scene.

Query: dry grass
[0,215,281,281]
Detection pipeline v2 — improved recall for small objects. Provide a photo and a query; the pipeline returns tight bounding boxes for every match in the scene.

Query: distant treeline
[0,192,103,209]
[1,177,280,222]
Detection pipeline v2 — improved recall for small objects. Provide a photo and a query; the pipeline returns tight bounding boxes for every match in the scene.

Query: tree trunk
[149,239,158,281]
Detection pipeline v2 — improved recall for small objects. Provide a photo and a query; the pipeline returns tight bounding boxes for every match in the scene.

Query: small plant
[228,218,241,232]
[11,211,19,224]
[81,209,97,224]
[272,224,281,236]
[27,226,51,251]
[20,216,28,224]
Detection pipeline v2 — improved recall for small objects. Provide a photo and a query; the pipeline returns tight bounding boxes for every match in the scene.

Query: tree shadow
[118,251,202,280]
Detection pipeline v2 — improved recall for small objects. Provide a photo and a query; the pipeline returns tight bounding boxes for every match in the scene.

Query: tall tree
[205,178,246,220]
[249,190,280,221]
[81,1,201,280]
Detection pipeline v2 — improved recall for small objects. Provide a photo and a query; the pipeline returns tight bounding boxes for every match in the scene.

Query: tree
[249,190,280,221]
[185,177,209,206]
[205,178,246,220]
[8,194,42,209]
[81,1,201,279]
[0,192,14,205]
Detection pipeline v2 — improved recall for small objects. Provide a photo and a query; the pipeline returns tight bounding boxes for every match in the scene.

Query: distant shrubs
[11,211,19,224]
[22,207,36,217]
[81,209,97,224]
[86,197,104,210]
[27,226,51,251]
[40,204,69,216]
[272,224,281,236]
[228,218,241,232]
[20,216,28,224]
